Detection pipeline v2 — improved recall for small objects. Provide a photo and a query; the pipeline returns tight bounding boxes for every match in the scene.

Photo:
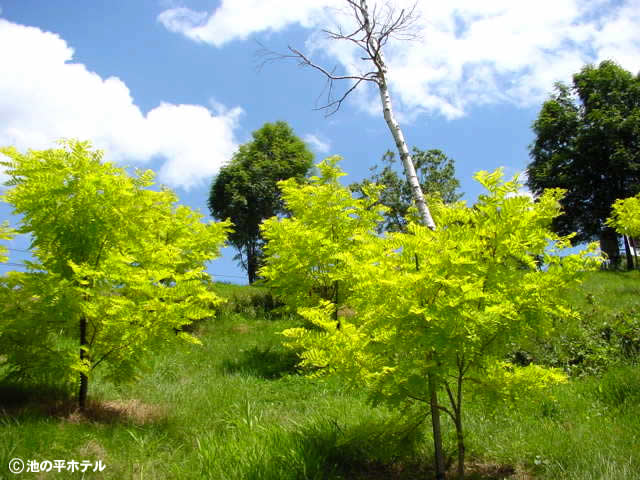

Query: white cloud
[159,0,640,119]
[303,133,331,154]
[157,0,341,47]
[0,18,243,189]
[157,7,209,38]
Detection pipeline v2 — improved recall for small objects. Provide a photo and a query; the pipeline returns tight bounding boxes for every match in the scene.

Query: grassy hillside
[1,272,639,479]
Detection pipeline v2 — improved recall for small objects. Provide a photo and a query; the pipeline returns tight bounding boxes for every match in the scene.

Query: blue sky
[1,0,639,282]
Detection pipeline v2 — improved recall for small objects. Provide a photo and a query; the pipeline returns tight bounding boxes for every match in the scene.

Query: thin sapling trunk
[78,315,89,410]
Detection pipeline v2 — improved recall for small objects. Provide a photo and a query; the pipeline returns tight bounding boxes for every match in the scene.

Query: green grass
[1,311,420,479]
[511,270,640,375]
[210,281,281,319]
[569,270,640,310]
[1,274,639,479]
[460,369,640,480]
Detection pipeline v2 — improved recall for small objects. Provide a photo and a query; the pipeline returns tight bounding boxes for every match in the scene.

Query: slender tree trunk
[454,383,465,480]
[248,258,257,284]
[333,280,341,329]
[454,413,465,480]
[429,374,446,480]
[417,253,446,479]
[623,235,634,270]
[445,371,466,480]
[78,316,88,410]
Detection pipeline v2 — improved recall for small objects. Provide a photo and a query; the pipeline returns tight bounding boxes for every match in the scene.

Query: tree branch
[255,1,420,116]
[288,46,378,84]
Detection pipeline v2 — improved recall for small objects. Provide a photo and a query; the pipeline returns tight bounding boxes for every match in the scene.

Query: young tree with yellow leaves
[262,159,600,479]
[0,140,230,409]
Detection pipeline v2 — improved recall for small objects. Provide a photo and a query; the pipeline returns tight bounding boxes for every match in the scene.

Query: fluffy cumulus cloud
[0,18,243,189]
[159,0,640,119]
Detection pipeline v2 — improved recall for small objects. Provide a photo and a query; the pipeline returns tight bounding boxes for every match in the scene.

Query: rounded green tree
[527,60,640,269]
[208,121,313,283]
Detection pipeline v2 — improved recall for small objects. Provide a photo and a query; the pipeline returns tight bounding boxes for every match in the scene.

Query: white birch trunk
[358,0,437,231]
[377,77,437,230]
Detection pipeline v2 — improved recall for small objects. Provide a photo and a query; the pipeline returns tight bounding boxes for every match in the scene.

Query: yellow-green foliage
[260,156,387,312]
[482,361,568,402]
[263,160,600,410]
[607,194,640,238]
[0,222,12,263]
[0,140,230,387]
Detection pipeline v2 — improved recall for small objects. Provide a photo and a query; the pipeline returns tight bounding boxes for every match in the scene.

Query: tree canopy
[0,140,230,408]
[261,158,599,479]
[527,60,640,267]
[208,121,313,283]
[351,147,462,233]
[261,156,385,313]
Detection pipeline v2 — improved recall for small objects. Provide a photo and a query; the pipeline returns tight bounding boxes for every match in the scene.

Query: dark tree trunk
[454,390,465,480]
[429,374,446,480]
[600,228,621,269]
[78,316,88,410]
[455,415,465,480]
[444,372,466,480]
[247,253,257,284]
[418,251,445,480]
[333,280,341,330]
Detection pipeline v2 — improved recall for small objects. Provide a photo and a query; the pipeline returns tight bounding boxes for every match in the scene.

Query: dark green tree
[208,121,313,283]
[527,61,640,269]
[351,147,462,233]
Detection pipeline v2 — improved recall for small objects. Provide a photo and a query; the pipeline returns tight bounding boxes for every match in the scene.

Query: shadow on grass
[0,382,70,412]
[221,345,300,379]
[0,382,167,425]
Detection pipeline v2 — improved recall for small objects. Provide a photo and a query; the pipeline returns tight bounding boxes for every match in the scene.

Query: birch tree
[271,1,445,475]
[281,0,436,229]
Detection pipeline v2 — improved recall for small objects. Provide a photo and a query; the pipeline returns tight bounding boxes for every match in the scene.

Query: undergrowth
[1,272,639,479]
